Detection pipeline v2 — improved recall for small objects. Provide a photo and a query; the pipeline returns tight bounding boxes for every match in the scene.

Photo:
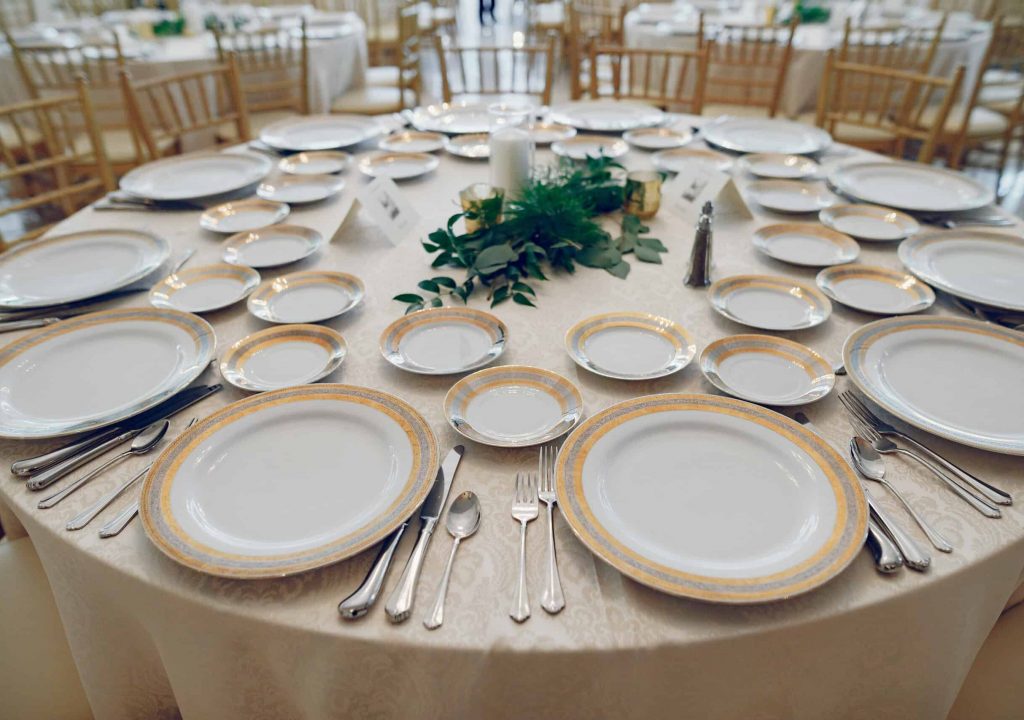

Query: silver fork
[841,392,1011,507]
[838,394,1001,518]
[538,445,565,614]
[510,471,539,623]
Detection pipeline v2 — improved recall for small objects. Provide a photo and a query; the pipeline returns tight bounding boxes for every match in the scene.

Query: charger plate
[141,385,438,578]
[555,393,867,603]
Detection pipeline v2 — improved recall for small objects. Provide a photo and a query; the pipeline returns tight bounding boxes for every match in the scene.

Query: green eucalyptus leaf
[635,245,663,263]
[607,260,630,279]
[417,280,440,293]
[393,293,424,303]
[512,292,536,307]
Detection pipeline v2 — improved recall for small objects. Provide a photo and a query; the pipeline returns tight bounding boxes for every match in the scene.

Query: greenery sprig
[393,157,666,314]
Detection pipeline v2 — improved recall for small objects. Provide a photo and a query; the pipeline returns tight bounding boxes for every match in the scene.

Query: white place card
[346,176,421,247]
[664,166,752,224]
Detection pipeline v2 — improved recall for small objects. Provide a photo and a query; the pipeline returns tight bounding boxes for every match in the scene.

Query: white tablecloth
[1,129,1023,719]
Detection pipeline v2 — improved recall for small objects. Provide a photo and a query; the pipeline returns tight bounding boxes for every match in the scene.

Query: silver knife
[384,446,464,623]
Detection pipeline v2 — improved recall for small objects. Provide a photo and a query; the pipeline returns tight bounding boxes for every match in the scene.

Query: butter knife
[384,446,464,623]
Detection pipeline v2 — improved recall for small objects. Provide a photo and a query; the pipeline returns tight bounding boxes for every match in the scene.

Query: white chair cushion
[702,103,772,119]
[0,121,42,149]
[72,127,172,165]
[795,112,897,143]
[948,602,1024,720]
[366,65,401,87]
[919,105,1009,137]
[331,86,415,114]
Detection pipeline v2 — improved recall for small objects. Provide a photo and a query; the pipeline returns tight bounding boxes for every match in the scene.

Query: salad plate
[277,151,351,175]
[548,99,665,131]
[737,153,820,180]
[221,225,324,268]
[408,102,492,134]
[357,151,440,179]
[748,180,837,214]
[700,335,836,406]
[819,204,920,242]
[816,264,935,315]
[149,263,260,313]
[623,127,694,150]
[709,274,832,330]
[564,312,695,380]
[444,133,490,159]
[551,135,629,160]
[247,270,364,324]
[752,224,859,267]
[378,131,446,153]
[380,307,507,375]
[528,122,576,144]
[260,114,382,151]
[220,324,347,392]
[257,174,344,204]
[701,117,832,155]
[651,147,732,173]
[200,199,290,234]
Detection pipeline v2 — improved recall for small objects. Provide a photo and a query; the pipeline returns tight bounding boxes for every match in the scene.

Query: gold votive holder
[459,183,505,233]
[623,171,662,220]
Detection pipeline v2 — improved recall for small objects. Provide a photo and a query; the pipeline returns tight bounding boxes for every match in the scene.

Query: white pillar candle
[489,127,532,199]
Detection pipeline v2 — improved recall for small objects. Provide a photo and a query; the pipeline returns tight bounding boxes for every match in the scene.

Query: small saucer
[149,263,260,313]
[379,131,446,153]
[380,307,507,374]
[247,270,365,323]
[565,312,695,380]
[752,224,860,267]
[623,126,694,150]
[220,324,347,392]
[819,204,920,242]
[652,148,733,173]
[200,199,290,234]
[444,133,490,159]
[277,150,351,175]
[709,274,832,331]
[816,264,935,315]
[748,180,837,214]
[257,174,344,204]
[358,151,440,179]
[221,224,324,268]
[737,153,820,180]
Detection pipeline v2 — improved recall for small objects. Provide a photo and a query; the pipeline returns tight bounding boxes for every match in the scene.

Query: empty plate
[120,151,272,201]
[380,307,507,374]
[247,270,365,323]
[623,127,694,149]
[565,312,695,380]
[149,263,260,313]
[444,133,490,159]
[445,365,583,447]
[816,264,935,315]
[257,174,344,204]
[358,151,440,179]
[200,199,290,234]
[748,180,837,214]
[379,131,446,153]
[700,334,835,406]
[551,135,629,160]
[652,148,732,173]
[710,274,832,330]
[220,324,347,392]
[278,151,351,175]
[819,204,920,242]
[260,114,382,152]
[737,153,820,180]
[752,224,859,267]
[222,225,324,268]
[529,122,576,144]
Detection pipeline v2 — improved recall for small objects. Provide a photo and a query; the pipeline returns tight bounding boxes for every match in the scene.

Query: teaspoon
[424,491,481,630]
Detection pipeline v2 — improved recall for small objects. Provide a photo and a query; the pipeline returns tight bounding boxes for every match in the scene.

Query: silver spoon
[851,437,953,553]
[38,420,169,509]
[424,491,481,630]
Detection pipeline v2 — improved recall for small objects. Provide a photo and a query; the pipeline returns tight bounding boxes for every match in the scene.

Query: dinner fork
[838,394,1001,518]
[510,472,539,623]
[839,392,1011,506]
[538,445,565,614]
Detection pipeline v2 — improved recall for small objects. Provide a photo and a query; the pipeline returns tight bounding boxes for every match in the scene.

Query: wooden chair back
[318,0,396,64]
[435,33,557,105]
[0,78,113,247]
[702,18,796,116]
[57,0,131,18]
[587,41,710,113]
[815,50,965,163]
[988,14,1024,74]
[567,0,628,98]
[931,0,995,17]
[839,14,947,74]
[0,0,35,30]
[214,20,309,116]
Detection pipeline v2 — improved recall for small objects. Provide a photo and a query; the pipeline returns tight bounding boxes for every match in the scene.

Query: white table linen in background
[1,136,1023,719]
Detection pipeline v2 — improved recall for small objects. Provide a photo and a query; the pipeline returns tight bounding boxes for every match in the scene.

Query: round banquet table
[1,122,1024,720]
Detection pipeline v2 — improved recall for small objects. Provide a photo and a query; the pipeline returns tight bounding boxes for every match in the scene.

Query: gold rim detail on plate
[379,307,508,375]
[709,274,832,330]
[699,334,835,405]
[220,324,347,391]
[149,263,261,312]
[816,264,935,315]
[819,203,920,241]
[564,312,696,380]
[752,223,860,267]
[247,270,365,323]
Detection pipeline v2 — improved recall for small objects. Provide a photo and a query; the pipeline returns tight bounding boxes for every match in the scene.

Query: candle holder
[624,171,663,220]
[488,102,534,199]
[459,184,505,234]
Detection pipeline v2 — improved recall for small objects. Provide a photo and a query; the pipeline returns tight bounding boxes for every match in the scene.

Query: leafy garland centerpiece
[393,157,667,313]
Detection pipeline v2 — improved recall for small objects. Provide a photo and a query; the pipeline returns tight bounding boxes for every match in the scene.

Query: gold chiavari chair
[978,15,1024,115]
[318,0,397,66]
[837,15,948,74]
[701,18,797,118]
[814,50,965,163]
[931,0,996,17]
[120,57,251,162]
[0,0,35,31]
[587,42,710,113]
[365,0,420,88]
[567,0,630,99]
[213,20,308,140]
[0,77,114,248]
[434,33,557,106]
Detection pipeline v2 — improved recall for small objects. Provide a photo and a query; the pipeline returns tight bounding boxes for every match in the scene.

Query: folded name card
[344,176,421,247]
[664,165,752,224]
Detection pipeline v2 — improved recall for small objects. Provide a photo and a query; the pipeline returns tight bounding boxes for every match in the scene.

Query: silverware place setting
[510,471,539,623]
[424,491,481,630]
[538,444,565,615]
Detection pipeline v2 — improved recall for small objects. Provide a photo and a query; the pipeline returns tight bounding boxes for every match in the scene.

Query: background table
[1,132,1023,719]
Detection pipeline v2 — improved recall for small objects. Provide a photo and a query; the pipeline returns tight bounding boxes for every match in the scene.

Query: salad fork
[538,445,565,614]
[510,472,538,623]
[839,392,1011,507]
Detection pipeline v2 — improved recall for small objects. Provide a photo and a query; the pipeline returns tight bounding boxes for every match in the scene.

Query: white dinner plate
[222,224,324,268]
[565,312,695,380]
[844,316,1024,454]
[140,385,438,578]
[247,270,364,324]
[819,204,920,242]
[149,263,260,314]
[898,230,1024,313]
[445,365,583,447]
[700,335,836,406]
[408,102,493,134]
[529,122,576,144]
[378,131,446,153]
[120,151,272,201]
[200,199,290,234]
[827,161,994,213]
[701,117,832,155]
[358,151,440,179]
[737,153,821,179]
[623,127,694,150]
[260,114,382,152]
[551,135,629,160]
[651,147,733,173]
[220,324,347,392]
[752,223,859,267]
[277,151,351,175]
[710,274,832,330]
[380,307,507,374]
[0,229,169,309]
[816,264,935,315]
[555,393,867,602]
[548,100,665,131]
[0,307,215,438]
[257,174,345,204]
[748,180,837,214]
[444,133,490,159]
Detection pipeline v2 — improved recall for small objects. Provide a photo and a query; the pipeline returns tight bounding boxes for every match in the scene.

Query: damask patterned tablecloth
[1,135,1023,720]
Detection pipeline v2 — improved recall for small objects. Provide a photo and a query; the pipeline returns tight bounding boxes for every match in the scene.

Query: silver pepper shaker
[684,201,714,288]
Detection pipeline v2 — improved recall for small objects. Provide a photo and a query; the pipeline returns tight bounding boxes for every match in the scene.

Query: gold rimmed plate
[380,307,507,375]
[443,133,490,159]
[709,274,832,331]
[256,173,345,204]
[819,204,920,242]
[555,393,867,603]
[277,150,351,175]
[357,151,439,180]
[378,131,446,153]
[247,270,365,324]
[529,121,576,144]
[747,180,838,214]
[816,264,935,315]
[149,263,260,314]
[752,223,860,267]
[623,126,694,150]
[700,334,835,406]
[200,198,290,234]
[737,153,820,180]
[444,365,583,447]
[221,224,324,268]
[565,312,695,380]
[651,147,732,174]
[551,135,629,161]
[140,385,438,578]
[220,324,347,392]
